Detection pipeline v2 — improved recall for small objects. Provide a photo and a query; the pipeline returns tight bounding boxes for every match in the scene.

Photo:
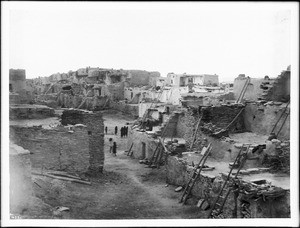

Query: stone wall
[176,105,245,150]
[166,156,290,218]
[109,101,139,118]
[84,112,105,175]
[10,125,90,173]
[9,143,34,214]
[9,105,55,120]
[107,82,125,101]
[127,70,160,86]
[244,102,290,140]
[264,70,290,102]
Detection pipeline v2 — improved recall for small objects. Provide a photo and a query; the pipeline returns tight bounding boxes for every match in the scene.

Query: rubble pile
[262,140,290,174]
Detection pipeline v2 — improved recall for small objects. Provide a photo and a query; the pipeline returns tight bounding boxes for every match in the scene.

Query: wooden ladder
[148,112,174,168]
[126,142,134,157]
[236,77,250,103]
[207,144,250,218]
[179,143,212,204]
[189,113,203,151]
[270,100,290,137]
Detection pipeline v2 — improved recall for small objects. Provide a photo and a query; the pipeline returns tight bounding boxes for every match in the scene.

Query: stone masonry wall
[176,105,245,150]
[10,125,90,173]
[83,112,105,175]
[166,156,290,218]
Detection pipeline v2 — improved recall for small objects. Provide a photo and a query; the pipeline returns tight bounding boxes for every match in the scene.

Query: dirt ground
[22,110,208,220]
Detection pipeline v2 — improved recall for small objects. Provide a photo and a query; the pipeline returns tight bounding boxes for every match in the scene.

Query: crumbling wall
[107,82,125,101]
[9,105,55,120]
[244,103,290,140]
[176,106,245,150]
[264,70,290,102]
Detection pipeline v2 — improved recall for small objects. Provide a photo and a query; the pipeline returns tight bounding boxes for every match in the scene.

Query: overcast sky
[5,2,296,82]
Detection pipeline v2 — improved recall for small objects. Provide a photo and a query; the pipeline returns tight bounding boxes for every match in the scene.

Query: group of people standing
[106,125,130,157]
[120,126,128,138]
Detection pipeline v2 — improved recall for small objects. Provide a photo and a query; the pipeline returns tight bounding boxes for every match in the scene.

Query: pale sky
[4,2,296,82]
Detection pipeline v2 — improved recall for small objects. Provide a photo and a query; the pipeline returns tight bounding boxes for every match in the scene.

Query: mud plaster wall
[127,130,159,160]
[10,126,90,173]
[10,152,33,214]
[233,77,265,101]
[244,103,290,140]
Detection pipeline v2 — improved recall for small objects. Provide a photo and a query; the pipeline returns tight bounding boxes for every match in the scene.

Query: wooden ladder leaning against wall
[179,143,213,204]
[207,144,250,218]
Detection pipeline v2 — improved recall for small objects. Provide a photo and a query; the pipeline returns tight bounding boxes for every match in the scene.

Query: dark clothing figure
[109,138,113,153]
[115,126,118,135]
[120,127,124,138]
[105,126,108,134]
[125,126,128,137]
[112,142,117,156]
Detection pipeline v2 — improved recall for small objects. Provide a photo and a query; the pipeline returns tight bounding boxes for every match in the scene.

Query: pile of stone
[262,140,290,174]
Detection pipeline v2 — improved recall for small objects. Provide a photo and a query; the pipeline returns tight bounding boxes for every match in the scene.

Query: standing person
[112,142,117,156]
[125,126,128,137]
[109,138,113,153]
[120,127,124,138]
[105,126,108,134]
[115,126,118,135]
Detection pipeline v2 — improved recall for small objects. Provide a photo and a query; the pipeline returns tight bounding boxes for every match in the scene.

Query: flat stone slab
[197,199,205,208]
[175,186,183,192]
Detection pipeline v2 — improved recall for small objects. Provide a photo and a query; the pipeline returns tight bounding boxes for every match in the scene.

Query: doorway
[141,142,146,159]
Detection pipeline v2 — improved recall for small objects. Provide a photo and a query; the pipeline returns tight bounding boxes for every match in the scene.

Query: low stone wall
[9,104,55,120]
[166,155,290,218]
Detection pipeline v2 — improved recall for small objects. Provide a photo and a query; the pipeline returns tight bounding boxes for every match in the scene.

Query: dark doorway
[141,142,146,159]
